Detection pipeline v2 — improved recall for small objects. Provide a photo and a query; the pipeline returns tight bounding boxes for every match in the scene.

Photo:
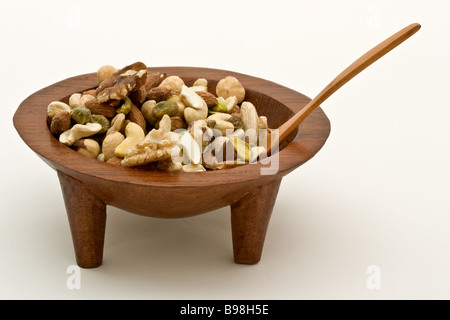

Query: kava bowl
[13,67,330,268]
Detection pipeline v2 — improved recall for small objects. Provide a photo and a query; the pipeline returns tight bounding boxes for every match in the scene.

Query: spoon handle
[267,23,421,155]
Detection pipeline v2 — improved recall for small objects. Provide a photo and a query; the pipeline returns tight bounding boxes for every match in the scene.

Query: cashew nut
[144,114,172,143]
[180,85,208,124]
[167,95,186,118]
[59,122,102,146]
[178,130,202,165]
[250,146,267,163]
[212,119,235,136]
[207,113,232,122]
[114,122,145,157]
[188,119,214,149]
[240,101,259,144]
[102,131,125,161]
[106,113,126,135]
[203,136,235,169]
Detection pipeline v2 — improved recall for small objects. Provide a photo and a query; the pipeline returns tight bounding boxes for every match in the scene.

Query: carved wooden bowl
[13,67,330,268]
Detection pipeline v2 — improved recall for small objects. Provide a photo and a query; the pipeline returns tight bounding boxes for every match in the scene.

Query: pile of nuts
[47,62,271,172]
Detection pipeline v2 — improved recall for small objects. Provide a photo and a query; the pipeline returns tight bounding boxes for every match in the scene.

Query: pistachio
[116,97,133,115]
[141,100,158,126]
[216,96,238,113]
[152,101,179,118]
[212,119,235,136]
[167,95,186,118]
[70,106,92,124]
[210,99,228,113]
[90,114,110,134]
[232,137,252,162]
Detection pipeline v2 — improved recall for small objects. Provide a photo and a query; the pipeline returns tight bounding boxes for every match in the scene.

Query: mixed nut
[47,62,272,172]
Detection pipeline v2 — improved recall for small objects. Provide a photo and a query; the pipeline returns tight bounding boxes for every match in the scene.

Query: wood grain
[231,179,282,264]
[13,67,331,267]
[58,171,106,268]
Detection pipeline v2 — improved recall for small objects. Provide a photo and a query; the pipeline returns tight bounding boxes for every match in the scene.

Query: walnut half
[121,139,177,167]
[95,62,148,103]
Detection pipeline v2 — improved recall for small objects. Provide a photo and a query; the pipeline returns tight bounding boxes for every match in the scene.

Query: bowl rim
[13,66,330,187]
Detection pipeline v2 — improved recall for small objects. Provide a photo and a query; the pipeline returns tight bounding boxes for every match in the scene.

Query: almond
[85,99,117,118]
[146,86,171,102]
[195,91,217,107]
[50,111,71,135]
[106,156,124,166]
[127,103,147,131]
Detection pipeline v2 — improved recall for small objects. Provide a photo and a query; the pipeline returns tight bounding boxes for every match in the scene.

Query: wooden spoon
[266,23,421,156]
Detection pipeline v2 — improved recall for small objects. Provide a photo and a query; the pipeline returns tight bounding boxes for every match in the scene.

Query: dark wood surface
[13,66,331,267]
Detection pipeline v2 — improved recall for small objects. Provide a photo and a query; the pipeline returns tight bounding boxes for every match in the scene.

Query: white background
[1,0,449,299]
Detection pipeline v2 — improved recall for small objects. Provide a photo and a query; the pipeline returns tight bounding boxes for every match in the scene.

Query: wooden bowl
[13,67,330,268]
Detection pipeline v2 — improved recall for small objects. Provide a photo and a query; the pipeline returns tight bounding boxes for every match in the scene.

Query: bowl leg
[57,171,106,268]
[230,179,282,264]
